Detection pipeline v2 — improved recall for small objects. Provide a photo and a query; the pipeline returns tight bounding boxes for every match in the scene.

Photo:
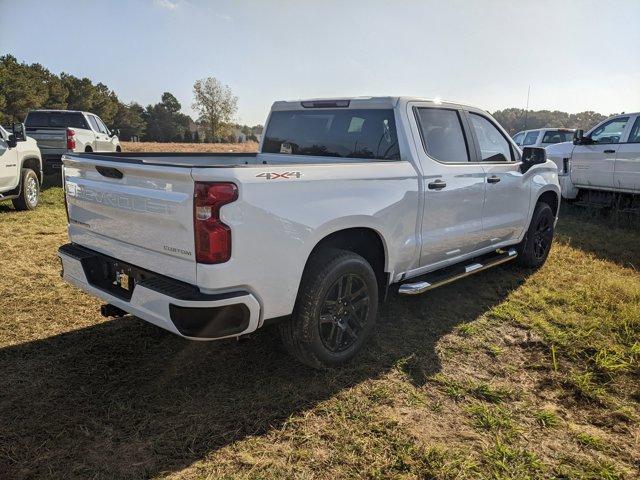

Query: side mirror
[521,146,546,173]
[7,134,18,148]
[572,129,591,145]
[12,123,26,141]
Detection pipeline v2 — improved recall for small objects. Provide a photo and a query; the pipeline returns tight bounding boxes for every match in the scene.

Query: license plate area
[82,255,152,301]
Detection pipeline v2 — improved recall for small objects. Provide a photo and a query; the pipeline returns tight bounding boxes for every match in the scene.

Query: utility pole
[524,85,531,130]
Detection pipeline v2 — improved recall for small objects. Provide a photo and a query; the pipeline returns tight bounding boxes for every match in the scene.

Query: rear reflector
[301,100,350,108]
[194,182,238,264]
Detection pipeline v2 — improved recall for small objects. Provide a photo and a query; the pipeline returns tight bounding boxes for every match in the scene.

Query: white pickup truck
[58,97,560,368]
[25,110,121,173]
[546,112,640,200]
[0,124,43,210]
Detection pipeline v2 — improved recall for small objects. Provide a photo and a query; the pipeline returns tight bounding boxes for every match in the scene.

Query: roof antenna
[524,85,531,130]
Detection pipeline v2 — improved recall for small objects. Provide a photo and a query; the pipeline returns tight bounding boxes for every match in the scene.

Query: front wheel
[12,168,40,211]
[517,202,555,268]
[279,249,378,369]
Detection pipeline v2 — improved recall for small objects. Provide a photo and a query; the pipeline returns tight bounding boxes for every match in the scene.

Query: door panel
[408,103,486,268]
[482,164,530,244]
[570,145,617,189]
[420,168,486,265]
[614,116,640,193]
[614,145,640,192]
[0,138,18,190]
[572,116,630,189]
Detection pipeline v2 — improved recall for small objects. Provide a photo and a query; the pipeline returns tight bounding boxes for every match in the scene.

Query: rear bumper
[42,154,64,173]
[58,243,261,340]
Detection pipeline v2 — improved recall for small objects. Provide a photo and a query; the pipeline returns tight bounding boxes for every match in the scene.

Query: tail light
[66,128,76,150]
[194,182,238,264]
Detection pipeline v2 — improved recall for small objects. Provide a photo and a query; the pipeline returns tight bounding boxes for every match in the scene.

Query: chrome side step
[398,248,517,295]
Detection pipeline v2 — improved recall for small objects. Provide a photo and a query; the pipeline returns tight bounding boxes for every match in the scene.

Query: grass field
[0,181,638,479]
[121,141,259,153]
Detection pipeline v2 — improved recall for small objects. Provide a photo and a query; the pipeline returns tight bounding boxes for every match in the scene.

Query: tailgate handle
[95,166,123,179]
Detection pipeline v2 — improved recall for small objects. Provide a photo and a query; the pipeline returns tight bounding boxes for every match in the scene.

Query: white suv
[513,128,575,149]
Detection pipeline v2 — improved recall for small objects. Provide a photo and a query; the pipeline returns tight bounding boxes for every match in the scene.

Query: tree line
[492,108,611,135]
[1,55,612,142]
[0,55,262,142]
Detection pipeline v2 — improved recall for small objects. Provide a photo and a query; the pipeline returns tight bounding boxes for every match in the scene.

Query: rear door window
[87,115,101,132]
[262,109,399,160]
[414,108,469,163]
[95,117,109,134]
[628,117,640,143]
[25,112,89,129]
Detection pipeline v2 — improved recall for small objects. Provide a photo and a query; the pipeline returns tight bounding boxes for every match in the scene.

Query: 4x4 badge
[256,171,302,180]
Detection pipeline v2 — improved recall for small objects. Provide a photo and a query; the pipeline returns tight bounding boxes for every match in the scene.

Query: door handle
[487,175,501,184]
[604,149,616,154]
[428,179,446,190]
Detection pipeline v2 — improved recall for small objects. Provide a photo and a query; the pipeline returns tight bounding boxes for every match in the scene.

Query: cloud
[215,13,233,21]
[153,0,178,10]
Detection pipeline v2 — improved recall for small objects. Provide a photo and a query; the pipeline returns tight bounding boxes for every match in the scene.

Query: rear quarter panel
[192,160,421,320]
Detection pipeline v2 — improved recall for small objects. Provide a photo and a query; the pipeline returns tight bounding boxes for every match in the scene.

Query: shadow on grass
[556,203,640,269]
[0,266,525,479]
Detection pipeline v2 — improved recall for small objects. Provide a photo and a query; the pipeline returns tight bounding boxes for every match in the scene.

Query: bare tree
[192,77,238,141]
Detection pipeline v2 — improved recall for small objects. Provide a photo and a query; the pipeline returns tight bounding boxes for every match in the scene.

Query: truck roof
[271,96,485,113]
[28,109,92,115]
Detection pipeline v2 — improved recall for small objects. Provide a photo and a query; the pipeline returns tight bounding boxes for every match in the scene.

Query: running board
[398,248,517,295]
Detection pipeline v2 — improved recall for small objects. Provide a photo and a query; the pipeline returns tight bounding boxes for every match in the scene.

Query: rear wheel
[12,168,39,211]
[279,249,378,369]
[517,202,554,268]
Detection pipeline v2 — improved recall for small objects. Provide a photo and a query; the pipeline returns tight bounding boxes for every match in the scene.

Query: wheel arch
[302,227,388,292]
[537,189,560,217]
[20,156,43,184]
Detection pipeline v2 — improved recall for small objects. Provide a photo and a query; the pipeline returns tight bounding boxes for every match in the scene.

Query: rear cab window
[262,109,400,160]
[25,111,89,130]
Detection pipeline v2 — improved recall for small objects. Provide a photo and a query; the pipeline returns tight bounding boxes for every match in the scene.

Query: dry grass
[121,141,259,153]
[0,183,638,479]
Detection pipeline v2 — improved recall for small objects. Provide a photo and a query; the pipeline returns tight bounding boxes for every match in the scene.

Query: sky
[1,0,639,126]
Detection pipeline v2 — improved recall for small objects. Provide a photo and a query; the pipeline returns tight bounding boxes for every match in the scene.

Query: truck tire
[12,168,40,211]
[517,201,554,268]
[279,249,378,369]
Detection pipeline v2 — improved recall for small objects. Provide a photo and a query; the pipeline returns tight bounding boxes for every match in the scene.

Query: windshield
[26,112,89,129]
[262,109,400,161]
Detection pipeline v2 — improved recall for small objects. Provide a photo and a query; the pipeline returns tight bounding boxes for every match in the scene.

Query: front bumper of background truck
[58,243,261,340]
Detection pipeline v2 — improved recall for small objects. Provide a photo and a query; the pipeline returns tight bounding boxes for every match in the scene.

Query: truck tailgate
[26,127,67,152]
[63,155,197,283]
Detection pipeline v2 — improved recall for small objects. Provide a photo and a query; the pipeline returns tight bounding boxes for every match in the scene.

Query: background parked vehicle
[25,110,121,173]
[0,123,43,210]
[58,96,560,369]
[513,128,576,148]
[546,112,640,201]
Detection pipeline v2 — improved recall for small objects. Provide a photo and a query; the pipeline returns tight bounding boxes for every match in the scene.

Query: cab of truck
[546,113,640,200]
